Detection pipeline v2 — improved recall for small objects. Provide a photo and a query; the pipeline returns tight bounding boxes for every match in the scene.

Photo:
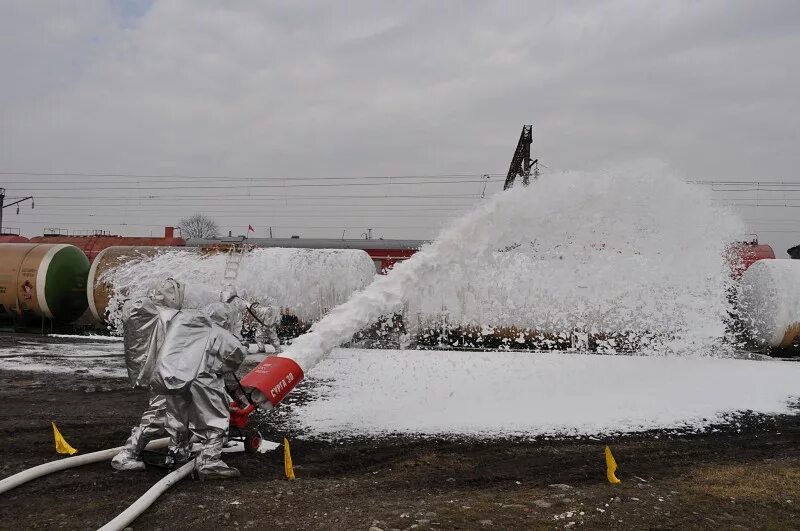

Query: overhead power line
[745,219,800,224]
[21,205,473,213]
[0,179,494,192]
[690,180,800,186]
[15,193,484,201]
[0,171,504,182]
[2,174,795,186]
[13,211,460,220]
[10,219,442,230]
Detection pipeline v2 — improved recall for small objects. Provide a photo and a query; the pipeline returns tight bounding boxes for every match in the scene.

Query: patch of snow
[258,440,281,452]
[48,334,123,342]
[221,439,278,453]
[0,340,126,378]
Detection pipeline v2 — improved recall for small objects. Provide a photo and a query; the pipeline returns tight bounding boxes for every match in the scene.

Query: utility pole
[480,174,491,199]
[0,188,34,235]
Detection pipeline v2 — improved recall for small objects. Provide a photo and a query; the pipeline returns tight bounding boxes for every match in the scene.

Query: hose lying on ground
[0,437,170,495]
[97,459,196,531]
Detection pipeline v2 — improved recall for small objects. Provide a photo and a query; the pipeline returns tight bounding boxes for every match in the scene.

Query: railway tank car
[3,234,797,355]
[0,243,90,322]
[87,245,377,326]
[0,234,29,243]
[186,237,424,273]
[30,226,185,262]
[738,259,800,349]
[87,245,198,322]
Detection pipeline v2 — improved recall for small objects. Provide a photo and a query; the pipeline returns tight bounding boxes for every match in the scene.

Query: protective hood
[204,301,240,333]
[150,309,247,394]
[121,301,180,388]
[151,278,184,310]
[220,287,238,304]
[249,301,281,326]
[120,277,184,387]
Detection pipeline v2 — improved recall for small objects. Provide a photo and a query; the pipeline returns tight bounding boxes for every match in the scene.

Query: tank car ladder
[223,246,245,286]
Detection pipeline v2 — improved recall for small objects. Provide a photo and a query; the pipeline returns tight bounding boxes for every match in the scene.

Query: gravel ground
[0,360,799,530]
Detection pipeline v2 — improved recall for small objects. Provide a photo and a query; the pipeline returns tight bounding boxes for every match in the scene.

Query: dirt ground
[1,368,799,531]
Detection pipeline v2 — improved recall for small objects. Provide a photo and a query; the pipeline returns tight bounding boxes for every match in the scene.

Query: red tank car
[30,226,185,262]
[729,240,776,279]
[0,234,29,243]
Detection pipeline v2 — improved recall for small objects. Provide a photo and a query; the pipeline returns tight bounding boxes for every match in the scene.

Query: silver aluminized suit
[111,278,184,471]
[222,288,280,353]
[151,301,246,480]
[249,301,282,353]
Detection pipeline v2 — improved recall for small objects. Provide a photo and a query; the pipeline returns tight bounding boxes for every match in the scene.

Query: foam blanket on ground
[2,339,797,438]
[282,349,800,438]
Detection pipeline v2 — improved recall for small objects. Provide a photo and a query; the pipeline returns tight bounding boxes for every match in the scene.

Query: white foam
[739,259,800,347]
[287,349,800,438]
[284,167,744,371]
[99,247,377,332]
[3,340,796,437]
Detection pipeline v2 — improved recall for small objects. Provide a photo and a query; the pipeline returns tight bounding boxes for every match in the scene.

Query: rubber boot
[269,329,282,354]
[196,436,240,480]
[165,442,194,468]
[111,427,147,471]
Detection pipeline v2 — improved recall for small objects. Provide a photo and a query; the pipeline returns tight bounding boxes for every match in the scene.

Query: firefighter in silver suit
[150,300,247,480]
[111,278,184,471]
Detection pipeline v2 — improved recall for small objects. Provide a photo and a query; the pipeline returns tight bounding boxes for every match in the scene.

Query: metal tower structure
[503,125,538,190]
[0,188,34,235]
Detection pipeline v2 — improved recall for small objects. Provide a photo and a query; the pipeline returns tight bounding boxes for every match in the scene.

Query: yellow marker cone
[605,446,621,484]
[283,437,295,480]
[52,422,78,455]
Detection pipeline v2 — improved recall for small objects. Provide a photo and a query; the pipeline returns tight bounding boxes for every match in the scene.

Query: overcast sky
[1,1,799,253]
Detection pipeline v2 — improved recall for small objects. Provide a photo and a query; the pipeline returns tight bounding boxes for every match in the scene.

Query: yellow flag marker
[52,422,78,455]
[605,446,621,484]
[283,437,295,480]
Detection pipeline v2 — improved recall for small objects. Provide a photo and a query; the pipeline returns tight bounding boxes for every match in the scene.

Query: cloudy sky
[1,1,799,253]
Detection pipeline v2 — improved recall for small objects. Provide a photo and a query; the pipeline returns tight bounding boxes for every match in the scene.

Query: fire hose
[95,321,314,529]
[0,292,349,522]
[0,437,170,495]
[97,459,196,531]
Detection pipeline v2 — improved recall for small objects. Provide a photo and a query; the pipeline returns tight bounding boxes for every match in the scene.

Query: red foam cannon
[228,402,255,429]
[240,356,305,409]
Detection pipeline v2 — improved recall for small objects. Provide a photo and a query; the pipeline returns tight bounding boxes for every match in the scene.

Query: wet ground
[1,337,799,529]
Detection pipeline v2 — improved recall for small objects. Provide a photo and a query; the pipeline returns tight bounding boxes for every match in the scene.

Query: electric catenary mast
[0,188,34,234]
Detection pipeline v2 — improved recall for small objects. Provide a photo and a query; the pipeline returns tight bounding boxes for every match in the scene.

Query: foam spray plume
[280,167,744,377]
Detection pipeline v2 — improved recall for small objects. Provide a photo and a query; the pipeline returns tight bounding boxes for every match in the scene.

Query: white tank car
[739,259,800,348]
[91,246,377,331]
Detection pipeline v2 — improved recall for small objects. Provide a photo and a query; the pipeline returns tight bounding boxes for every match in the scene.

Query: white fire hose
[0,437,169,495]
[97,459,196,531]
